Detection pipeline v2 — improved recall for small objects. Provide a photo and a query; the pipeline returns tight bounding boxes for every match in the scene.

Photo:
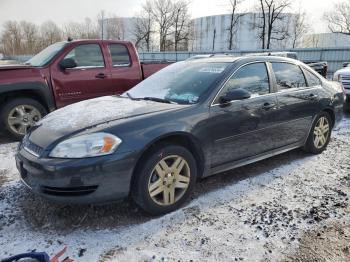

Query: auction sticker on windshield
[199,67,226,74]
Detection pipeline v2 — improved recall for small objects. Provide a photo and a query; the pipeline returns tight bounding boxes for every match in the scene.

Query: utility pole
[101,11,105,40]
[212,28,216,51]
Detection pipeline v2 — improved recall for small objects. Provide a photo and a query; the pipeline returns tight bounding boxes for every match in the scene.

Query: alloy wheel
[148,155,191,206]
[313,116,330,149]
[7,105,42,136]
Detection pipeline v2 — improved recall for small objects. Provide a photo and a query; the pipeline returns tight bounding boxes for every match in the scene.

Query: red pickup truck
[0,39,170,139]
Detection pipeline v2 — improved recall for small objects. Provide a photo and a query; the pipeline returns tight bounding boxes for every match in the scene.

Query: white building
[302,33,350,48]
[99,17,159,51]
[190,13,296,52]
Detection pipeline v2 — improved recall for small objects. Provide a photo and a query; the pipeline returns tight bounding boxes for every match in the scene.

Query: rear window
[303,69,322,87]
[108,44,131,66]
[272,62,306,90]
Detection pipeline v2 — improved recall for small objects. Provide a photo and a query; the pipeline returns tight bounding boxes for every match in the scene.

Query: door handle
[307,93,318,101]
[95,73,107,79]
[261,102,276,110]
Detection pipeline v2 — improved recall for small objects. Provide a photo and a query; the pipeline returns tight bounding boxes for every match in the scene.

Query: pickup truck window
[108,44,131,66]
[64,44,105,68]
[26,42,66,67]
[303,69,322,86]
[272,62,306,90]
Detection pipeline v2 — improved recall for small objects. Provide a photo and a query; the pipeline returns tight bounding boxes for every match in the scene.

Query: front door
[209,62,280,167]
[51,43,112,107]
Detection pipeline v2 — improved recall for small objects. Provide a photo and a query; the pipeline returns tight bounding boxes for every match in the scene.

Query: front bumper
[16,147,137,204]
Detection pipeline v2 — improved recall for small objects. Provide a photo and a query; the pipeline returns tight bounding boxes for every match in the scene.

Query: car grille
[341,75,350,90]
[41,185,98,196]
[22,138,44,157]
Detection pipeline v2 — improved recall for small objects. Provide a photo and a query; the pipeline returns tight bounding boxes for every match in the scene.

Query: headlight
[49,132,122,158]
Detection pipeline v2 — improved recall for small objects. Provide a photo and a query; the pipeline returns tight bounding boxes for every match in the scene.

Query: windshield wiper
[126,92,138,100]
[142,97,175,104]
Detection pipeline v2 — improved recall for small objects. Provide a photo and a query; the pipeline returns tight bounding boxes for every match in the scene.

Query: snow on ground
[0,115,349,261]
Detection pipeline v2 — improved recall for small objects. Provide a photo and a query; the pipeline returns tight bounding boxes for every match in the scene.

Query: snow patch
[37,96,155,131]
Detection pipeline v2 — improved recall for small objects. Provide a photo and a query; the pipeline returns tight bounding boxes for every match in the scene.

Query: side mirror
[219,88,251,104]
[59,58,77,69]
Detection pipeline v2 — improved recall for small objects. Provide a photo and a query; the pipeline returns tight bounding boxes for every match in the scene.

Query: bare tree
[173,0,190,52]
[256,0,291,49]
[0,21,22,55]
[39,21,62,48]
[324,0,350,35]
[290,7,309,48]
[20,21,39,54]
[133,1,154,51]
[227,0,245,50]
[82,18,99,39]
[148,0,177,51]
[64,18,98,40]
[105,16,125,40]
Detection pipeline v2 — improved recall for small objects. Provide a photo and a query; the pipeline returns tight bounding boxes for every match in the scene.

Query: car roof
[61,39,132,45]
[186,55,301,65]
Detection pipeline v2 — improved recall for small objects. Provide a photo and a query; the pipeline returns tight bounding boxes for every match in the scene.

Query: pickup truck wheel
[1,98,47,140]
[132,144,197,215]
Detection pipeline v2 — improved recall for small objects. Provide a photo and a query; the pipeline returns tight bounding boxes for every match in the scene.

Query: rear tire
[302,111,332,154]
[0,98,47,140]
[132,144,197,215]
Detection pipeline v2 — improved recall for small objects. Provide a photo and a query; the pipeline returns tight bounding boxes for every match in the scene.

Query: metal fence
[4,47,350,76]
[140,47,350,76]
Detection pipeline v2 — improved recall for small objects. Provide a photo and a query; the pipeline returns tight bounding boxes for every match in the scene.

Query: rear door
[107,43,142,95]
[209,62,280,167]
[51,43,112,106]
[271,62,321,146]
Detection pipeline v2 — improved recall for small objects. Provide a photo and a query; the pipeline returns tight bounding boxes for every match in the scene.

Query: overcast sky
[0,0,342,33]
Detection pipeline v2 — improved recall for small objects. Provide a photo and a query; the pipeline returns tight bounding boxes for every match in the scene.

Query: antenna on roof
[67,37,73,42]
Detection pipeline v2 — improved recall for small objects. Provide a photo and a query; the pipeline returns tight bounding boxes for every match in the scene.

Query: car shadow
[13,147,308,233]
[0,133,14,144]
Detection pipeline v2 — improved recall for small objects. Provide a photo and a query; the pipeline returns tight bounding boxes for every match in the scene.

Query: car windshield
[26,42,67,67]
[124,61,230,104]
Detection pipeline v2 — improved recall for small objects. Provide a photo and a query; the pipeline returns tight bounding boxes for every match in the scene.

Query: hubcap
[313,116,330,149]
[148,155,190,206]
[7,105,42,136]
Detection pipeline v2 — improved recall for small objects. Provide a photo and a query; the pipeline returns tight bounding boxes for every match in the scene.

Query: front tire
[0,98,47,140]
[303,111,332,154]
[132,144,197,215]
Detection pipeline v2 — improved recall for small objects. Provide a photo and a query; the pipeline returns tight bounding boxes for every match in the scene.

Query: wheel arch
[0,82,56,112]
[129,132,206,193]
[322,107,335,128]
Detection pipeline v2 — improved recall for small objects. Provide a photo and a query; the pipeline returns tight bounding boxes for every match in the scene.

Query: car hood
[0,64,35,70]
[29,96,182,148]
[0,64,45,85]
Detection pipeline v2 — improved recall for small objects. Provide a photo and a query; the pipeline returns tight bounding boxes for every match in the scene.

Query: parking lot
[0,112,348,261]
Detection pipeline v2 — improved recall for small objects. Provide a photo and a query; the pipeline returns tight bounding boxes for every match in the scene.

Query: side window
[219,62,270,99]
[303,69,322,87]
[108,44,131,66]
[271,62,306,90]
[64,44,105,68]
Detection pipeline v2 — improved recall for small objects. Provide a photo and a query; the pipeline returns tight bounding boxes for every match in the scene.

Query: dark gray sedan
[16,56,345,215]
